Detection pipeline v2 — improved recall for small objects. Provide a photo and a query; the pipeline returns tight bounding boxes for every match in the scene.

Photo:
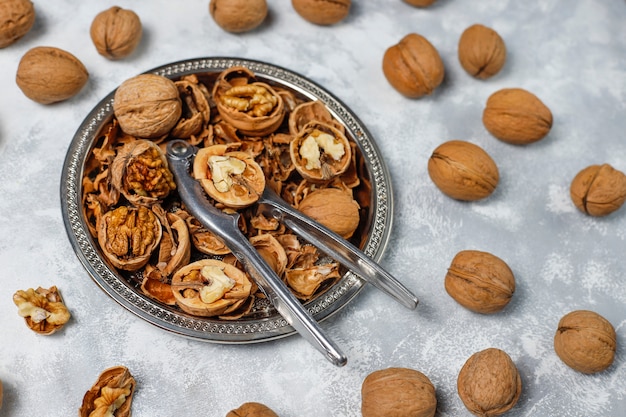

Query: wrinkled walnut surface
[79,366,136,417]
[458,24,506,79]
[13,286,71,335]
[292,0,351,25]
[210,0,267,33]
[570,163,626,217]
[226,402,279,417]
[90,6,142,59]
[0,0,35,48]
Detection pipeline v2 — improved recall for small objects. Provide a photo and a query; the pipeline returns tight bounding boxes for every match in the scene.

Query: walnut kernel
[90,6,142,60]
[79,366,136,417]
[13,286,71,335]
[383,33,444,98]
[226,402,279,417]
[292,0,351,26]
[210,0,267,33]
[458,24,506,79]
[554,310,616,374]
[482,88,553,145]
[427,140,499,201]
[570,163,626,217]
[0,0,35,48]
[457,348,522,417]
[362,367,437,417]
[16,46,89,104]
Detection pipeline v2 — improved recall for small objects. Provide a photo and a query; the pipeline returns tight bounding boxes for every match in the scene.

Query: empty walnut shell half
[428,140,499,201]
[90,6,142,60]
[212,66,285,137]
[554,310,616,374]
[290,121,352,183]
[297,186,360,239]
[171,259,254,317]
[362,367,437,417]
[13,286,71,335]
[445,250,515,314]
[288,100,344,136]
[79,366,136,417]
[458,24,506,79]
[383,33,445,98]
[111,139,176,206]
[226,402,279,417]
[97,205,163,271]
[457,348,522,417]
[250,233,288,277]
[113,73,182,139]
[482,88,553,145]
[193,144,266,209]
[570,163,626,217]
[284,262,341,300]
[0,0,35,48]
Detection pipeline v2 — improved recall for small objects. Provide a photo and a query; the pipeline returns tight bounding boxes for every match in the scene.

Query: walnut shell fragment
[458,24,506,79]
[428,140,499,201]
[16,46,89,104]
[457,348,522,417]
[292,0,351,26]
[90,6,142,59]
[113,73,182,139]
[482,88,553,145]
[0,0,35,48]
[226,402,279,417]
[445,250,515,314]
[569,163,626,217]
[554,310,616,374]
[79,366,136,417]
[13,286,71,335]
[210,0,267,33]
[383,33,444,98]
[362,367,437,417]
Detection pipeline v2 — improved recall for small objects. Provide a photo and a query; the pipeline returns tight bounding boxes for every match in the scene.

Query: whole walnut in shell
[404,0,437,7]
[569,163,626,217]
[445,250,515,314]
[16,46,89,104]
[292,0,351,26]
[226,402,279,417]
[297,187,360,239]
[362,367,437,417]
[458,24,506,79]
[210,0,267,33]
[482,88,553,145]
[0,0,35,48]
[90,6,142,60]
[113,73,182,138]
[457,348,522,417]
[554,310,616,374]
[428,140,499,201]
[383,33,444,98]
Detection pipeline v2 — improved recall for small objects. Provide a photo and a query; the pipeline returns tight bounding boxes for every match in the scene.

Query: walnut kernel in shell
[361,367,437,417]
[457,348,522,417]
[427,140,499,201]
[90,6,142,60]
[458,24,506,79]
[292,0,351,26]
[210,0,267,33]
[113,73,182,139]
[569,163,626,217]
[79,366,136,417]
[0,0,35,48]
[482,88,553,145]
[16,46,89,104]
[226,402,279,417]
[554,310,616,374]
[445,250,515,314]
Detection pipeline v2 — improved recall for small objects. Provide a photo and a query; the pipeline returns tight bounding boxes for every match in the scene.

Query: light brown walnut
[292,0,351,26]
[16,46,88,104]
[226,402,279,417]
[428,140,499,201]
[404,0,437,7]
[570,163,626,217]
[210,0,267,33]
[554,310,617,374]
[90,6,142,60]
[297,187,360,239]
[362,367,437,417]
[458,24,506,79]
[79,366,136,417]
[13,286,71,335]
[0,0,35,48]
[457,348,522,417]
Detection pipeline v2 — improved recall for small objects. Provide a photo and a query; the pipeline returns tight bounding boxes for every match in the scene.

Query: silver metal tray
[61,57,394,344]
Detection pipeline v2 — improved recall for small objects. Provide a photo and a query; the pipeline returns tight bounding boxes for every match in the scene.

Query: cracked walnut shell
[210,0,267,33]
[458,348,522,417]
[113,73,182,139]
[570,163,626,217]
[13,286,71,335]
[226,402,279,417]
[90,6,142,60]
[383,33,444,98]
[554,310,616,374]
[79,366,136,417]
[16,46,89,104]
[292,0,351,26]
[362,367,437,417]
[458,24,506,79]
[445,250,515,314]
[482,88,553,145]
[0,0,35,48]
[428,140,499,201]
